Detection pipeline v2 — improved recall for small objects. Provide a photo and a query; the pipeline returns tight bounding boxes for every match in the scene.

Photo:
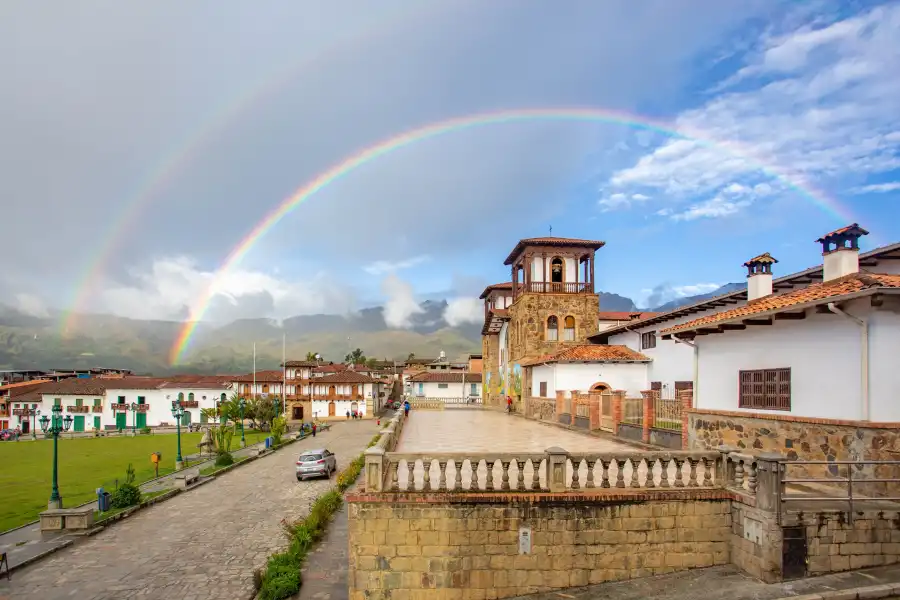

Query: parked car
[295,449,337,481]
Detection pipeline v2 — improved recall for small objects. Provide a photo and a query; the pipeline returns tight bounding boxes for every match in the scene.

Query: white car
[295,448,337,481]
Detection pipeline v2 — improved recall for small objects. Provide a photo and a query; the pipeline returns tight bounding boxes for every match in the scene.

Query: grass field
[0,428,269,533]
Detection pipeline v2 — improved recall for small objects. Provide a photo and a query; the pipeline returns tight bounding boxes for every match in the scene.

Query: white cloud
[15,293,49,318]
[605,4,900,219]
[363,255,430,276]
[641,281,722,308]
[97,257,355,322]
[670,196,753,221]
[380,273,424,329]
[853,182,900,194]
[672,283,722,297]
[443,297,483,327]
[598,192,651,211]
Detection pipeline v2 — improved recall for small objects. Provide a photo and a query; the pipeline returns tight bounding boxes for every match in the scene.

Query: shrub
[215,451,234,467]
[141,426,152,435]
[271,416,286,446]
[110,483,141,509]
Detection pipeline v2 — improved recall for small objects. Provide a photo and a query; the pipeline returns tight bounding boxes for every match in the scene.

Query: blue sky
[3,0,899,325]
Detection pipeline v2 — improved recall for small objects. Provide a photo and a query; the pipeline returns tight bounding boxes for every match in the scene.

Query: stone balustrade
[407,397,483,410]
[364,446,724,493]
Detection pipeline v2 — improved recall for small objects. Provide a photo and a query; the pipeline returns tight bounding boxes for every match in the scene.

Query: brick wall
[347,497,732,600]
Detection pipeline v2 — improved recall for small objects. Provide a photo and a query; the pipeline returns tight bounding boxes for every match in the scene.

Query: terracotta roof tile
[231,370,285,383]
[816,223,869,243]
[407,371,482,383]
[662,272,900,335]
[743,252,778,267]
[282,360,323,368]
[479,282,513,299]
[504,237,606,265]
[312,371,377,384]
[597,311,658,321]
[312,364,349,374]
[520,345,651,367]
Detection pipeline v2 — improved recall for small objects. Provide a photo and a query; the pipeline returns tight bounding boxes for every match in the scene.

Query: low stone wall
[649,427,682,450]
[347,495,732,600]
[688,409,900,496]
[617,423,642,443]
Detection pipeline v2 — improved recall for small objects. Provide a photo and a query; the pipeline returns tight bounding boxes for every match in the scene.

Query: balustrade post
[364,447,385,492]
[717,446,735,488]
[546,447,568,492]
[752,453,784,511]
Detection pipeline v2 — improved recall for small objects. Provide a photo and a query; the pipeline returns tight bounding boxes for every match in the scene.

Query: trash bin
[97,487,111,512]
[265,437,272,449]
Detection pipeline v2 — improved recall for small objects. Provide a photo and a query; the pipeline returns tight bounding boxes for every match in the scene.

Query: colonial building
[407,371,482,400]
[309,371,384,419]
[481,237,605,407]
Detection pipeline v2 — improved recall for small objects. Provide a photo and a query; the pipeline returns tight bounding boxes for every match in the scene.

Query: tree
[345,348,365,365]
[407,353,416,361]
[305,351,320,361]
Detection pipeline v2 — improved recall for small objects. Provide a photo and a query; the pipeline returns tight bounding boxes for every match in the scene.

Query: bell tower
[504,237,604,363]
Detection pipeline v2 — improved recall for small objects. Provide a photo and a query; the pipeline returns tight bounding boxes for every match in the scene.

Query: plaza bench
[39,506,95,533]
[174,467,201,490]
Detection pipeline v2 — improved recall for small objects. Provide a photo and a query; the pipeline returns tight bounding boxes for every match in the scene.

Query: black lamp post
[40,405,73,509]
[130,402,138,435]
[238,398,246,447]
[171,400,185,470]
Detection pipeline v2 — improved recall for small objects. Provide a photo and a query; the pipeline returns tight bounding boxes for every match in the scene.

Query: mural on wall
[511,363,522,398]
[483,372,491,399]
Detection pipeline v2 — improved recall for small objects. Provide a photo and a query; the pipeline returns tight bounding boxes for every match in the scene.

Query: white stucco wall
[410,380,475,398]
[693,299,895,421]
[530,363,649,398]
[312,399,367,418]
[528,256,577,282]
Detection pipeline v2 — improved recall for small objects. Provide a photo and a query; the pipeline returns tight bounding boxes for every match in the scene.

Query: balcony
[311,394,365,401]
[181,400,199,408]
[518,282,592,294]
[67,405,90,413]
[12,408,35,416]
[91,405,103,413]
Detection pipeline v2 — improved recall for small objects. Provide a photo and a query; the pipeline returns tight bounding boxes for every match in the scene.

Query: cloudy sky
[3,0,899,327]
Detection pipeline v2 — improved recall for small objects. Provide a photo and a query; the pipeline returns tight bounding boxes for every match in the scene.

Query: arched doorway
[292,405,304,420]
[590,382,611,393]
[328,401,336,417]
[350,401,359,416]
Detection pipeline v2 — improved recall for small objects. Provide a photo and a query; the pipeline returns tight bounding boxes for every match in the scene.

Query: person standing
[506,396,513,413]
[312,422,317,437]
[403,400,410,418]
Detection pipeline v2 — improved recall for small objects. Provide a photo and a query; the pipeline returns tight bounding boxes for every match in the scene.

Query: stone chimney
[743,252,778,301]
[816,224,869,282]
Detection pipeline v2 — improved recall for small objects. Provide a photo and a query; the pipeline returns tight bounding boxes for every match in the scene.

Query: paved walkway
[510,565,900,600]
[0,420,380,600]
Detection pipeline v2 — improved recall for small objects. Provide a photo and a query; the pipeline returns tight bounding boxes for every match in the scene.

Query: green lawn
[0,433,207,532]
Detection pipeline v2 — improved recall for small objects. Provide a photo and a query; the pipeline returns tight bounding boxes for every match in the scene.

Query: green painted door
[116,412,127,429]
[136,412,147,428]
[73,415,85,432]
[181,411,191,427]
[93,416,101,429]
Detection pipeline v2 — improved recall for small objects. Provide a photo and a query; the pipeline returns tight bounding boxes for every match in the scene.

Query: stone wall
[347,497,732,600]
[688,410,900,496]
[730,501,784,582]
[507,293,599,363]
[482,335,500,407]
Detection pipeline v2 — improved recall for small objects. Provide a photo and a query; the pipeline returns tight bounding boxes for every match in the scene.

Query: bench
[39,506,95,533]
[174,467,201,490]
[1,551,9,580]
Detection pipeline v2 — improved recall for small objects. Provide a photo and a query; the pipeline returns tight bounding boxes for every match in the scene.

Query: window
[739,368,791,410]
[188,392,194,402]
[54,398,61,407]
[117,396,125,404]
[641,331,657,349]
[137,396,145,404]
[177,392,184,402]
[550,257,564,283]
[539,382,548,397]
[75,398,83,407]
[650,381,662,391]
[220,393,227,402]
[262,384,269,394]
[437,383,449,389]
[546,316,559,341]
[470,383,477,396]
[93,398,101,406]
[564,316,576,341]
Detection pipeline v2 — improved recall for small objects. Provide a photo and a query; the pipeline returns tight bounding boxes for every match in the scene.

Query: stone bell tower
[504,237,604,363]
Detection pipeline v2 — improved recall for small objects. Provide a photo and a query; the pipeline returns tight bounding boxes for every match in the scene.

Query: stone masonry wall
[689,410,900,497]
[347,498,731,600]
[507,293,599,363]
[482,334,500,407]
[781,510,900,576]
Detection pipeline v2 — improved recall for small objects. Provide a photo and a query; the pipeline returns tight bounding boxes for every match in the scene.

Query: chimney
[816,224,869,282]
[743,252,778,301]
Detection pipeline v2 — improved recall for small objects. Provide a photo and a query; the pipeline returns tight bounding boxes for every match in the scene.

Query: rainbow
[56,1,438,338]
[169,106,858,364]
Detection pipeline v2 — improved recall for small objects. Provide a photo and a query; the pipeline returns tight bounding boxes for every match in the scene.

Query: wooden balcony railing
[181,400,199,408]
[311,394,365,401]
[66,405,90,413]
[521,282,592,294]
[91,405,104,413]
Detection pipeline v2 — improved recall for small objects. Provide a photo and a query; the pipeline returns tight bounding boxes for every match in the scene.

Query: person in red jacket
[506,396,513,413]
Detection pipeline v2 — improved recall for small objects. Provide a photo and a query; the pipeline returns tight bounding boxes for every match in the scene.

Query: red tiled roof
[479,282,513,299]
[520,345,651,367]
[597,311,658,321]
[158,380,232,390]
[313,364,349,374]
[231,371,285,383]
[663,272,900,335]
[816,223,869,243]
[282,360,327,368]
[504,237,605,265]
[407,371,482,383]
[312,371,377,384]
[743,252,778,267]
[0,380,50,395]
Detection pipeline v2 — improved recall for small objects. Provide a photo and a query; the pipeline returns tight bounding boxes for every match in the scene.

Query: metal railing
[778,460,900,524]
[653,397,681,431]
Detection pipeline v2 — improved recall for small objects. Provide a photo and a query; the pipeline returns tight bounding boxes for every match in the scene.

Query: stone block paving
[394,411,713,490]
[0,420,380,600]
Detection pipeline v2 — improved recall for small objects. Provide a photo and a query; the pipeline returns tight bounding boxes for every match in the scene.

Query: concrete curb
[780,583,900,600]
[5,539,75,575]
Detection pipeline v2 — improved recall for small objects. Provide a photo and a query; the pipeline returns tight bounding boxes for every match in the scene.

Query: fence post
[753,453,784,513]
[588,393,601,430]
[364,446,385,492]
[611,390,624,432]
[545,447,568,492]
[679,389,693,450]
[641,390,657,443]
[555,391,566,417]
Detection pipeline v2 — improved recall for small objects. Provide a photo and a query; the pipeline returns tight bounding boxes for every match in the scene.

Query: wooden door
[328,401,336,417]
[328,385,336,398]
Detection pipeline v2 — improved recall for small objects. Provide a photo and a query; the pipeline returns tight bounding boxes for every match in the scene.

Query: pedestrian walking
[506,396,513,414]
[312,422,317,437]
[403,400,410,418]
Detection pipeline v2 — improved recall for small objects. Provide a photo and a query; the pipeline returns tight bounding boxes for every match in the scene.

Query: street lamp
[238,398,246,448]
[171,400,185,471]
[31,408,41,440]
[130,402,138,435]
[40,405,73,509]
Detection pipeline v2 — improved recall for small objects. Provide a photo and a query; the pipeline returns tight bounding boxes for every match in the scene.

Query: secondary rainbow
[57,1,438,338]
[169,106,858,364]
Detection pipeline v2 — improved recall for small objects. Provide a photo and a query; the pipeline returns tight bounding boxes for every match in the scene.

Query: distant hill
[0,283,746,374]
[649,283,746,313]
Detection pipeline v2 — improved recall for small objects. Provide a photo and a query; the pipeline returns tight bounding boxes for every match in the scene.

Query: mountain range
[0,283,743,374]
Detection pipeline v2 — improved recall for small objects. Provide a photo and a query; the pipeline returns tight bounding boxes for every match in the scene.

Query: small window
[262,384,269,394]
[539,382,548,397]
[54,398,61,407]
[188,392,194,402]
[117,396,125,404]
[75,398,83,407]
[437,383,449,389]
[564,316,576,341]
[546,316,559,341]
[93,398,101,406]
[641,331,657,350]
[137,396,146,404]
[178,392,184,402]
[739,368,791,411]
